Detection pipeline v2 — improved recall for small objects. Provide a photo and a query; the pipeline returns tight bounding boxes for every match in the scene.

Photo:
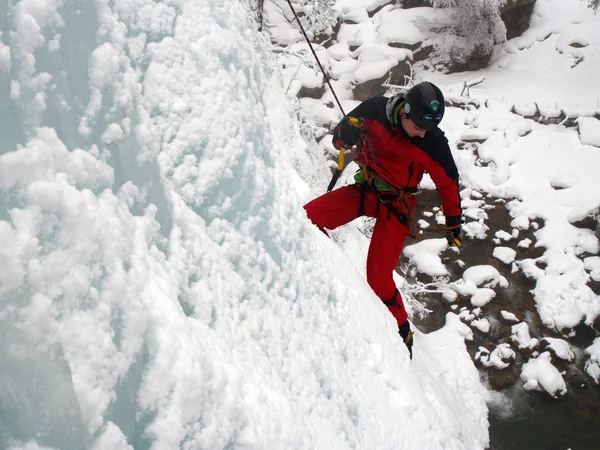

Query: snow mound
[521,352,567,397]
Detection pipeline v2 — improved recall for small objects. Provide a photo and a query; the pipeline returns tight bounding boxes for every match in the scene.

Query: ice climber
[304,82,463,359]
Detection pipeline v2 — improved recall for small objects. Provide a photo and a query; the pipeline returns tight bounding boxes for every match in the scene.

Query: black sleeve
[332,97,390,148]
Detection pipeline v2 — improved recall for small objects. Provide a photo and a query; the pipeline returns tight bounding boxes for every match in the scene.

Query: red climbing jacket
[304,95,462,328]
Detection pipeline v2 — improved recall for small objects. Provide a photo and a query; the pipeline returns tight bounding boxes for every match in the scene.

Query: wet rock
[487,366,519,390]
[539,339,576,367]
[568,322,598,348]
[566,370,591,390]
[593,314,600,332]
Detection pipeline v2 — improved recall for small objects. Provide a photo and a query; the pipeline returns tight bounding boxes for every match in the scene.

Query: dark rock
[412,44,434,63]
[401,0,430,8]
[313,21,341,46]
[297,84,326,100]
[367,2,393,17]
[570,215,598,232]
[487,366,519,390]
[501,0,537,40]
[567,322,598,349]
[388,41,421,52]
[352,60,412,101]
[593,314,600,332]
[446,51,493,74]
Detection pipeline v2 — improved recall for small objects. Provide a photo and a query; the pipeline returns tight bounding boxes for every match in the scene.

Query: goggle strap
[393,101,404,125]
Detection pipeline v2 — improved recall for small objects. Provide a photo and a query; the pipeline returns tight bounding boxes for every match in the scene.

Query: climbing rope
[285,0,345,117]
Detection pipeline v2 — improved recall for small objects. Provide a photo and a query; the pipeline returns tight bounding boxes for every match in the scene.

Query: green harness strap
[355,165,418,235]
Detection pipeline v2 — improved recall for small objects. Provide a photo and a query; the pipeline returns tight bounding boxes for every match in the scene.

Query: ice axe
[327,117,363,193]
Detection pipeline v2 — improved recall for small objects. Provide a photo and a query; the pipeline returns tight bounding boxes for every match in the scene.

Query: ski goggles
[423,113,443,122]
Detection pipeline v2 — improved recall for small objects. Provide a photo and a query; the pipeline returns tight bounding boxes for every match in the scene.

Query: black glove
[442,216,462,247]
[333,116,363,149]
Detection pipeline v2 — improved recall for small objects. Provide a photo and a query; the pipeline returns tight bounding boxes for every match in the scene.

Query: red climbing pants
[304,185,411,326]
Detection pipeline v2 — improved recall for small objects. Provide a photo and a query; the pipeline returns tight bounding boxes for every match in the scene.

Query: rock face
[501,0,537,40]
[400,0,430,8]
[352,60,412,101]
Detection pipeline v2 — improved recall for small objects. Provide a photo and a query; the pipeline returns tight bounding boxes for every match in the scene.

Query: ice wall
[0,1,488,449]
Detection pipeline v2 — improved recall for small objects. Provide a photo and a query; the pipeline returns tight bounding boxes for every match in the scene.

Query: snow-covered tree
[251,1,338,35]
[423,0,507,67]
[287,0,338,35]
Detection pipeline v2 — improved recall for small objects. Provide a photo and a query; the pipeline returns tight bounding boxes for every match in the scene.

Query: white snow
[479,344,516,370]
[403,238,449,277]
[493,246,517,264]
[463,266,509,289]
[450,265,507,306]
[542,337,575,362]
[521,352,567,398]
[585,338,600,383]
[495,230,513,241]
[511,322,539,350]
[500,311,519,323]
[578,117,600,147]
[471,318,491,333]
[584,256,600,282]
[471,288,497,308]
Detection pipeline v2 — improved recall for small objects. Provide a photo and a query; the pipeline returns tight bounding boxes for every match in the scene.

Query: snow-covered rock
[478,344,516,370]
[585,337,600,383]
[500,311,520,323]
[542,337,575,362]
[471,318,491,333]
[493,246,517,264]
[521,352,567,398]
[511,323,539,350]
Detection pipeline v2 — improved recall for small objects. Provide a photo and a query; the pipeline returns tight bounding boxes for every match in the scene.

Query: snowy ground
[0,1,489,449]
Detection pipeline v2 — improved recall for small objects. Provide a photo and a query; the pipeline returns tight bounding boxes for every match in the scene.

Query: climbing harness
[355,165,419,238]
